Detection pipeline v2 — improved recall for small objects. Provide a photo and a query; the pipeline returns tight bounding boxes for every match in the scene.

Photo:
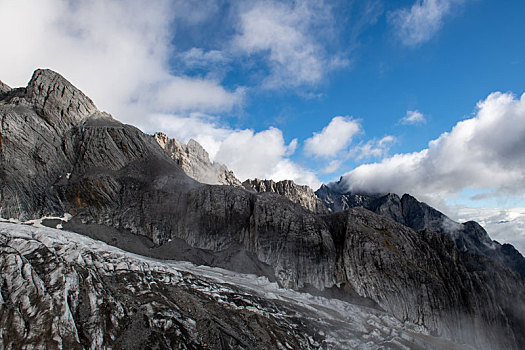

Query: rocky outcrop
[316,184,525,277]
[2,69,525,349]
[154,132,241,186]
[243,178,329,214]
[325,208,525,349]
[0,80,11,94]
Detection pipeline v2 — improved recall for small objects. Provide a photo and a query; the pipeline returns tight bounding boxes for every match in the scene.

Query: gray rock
[154,132,241,186]
[316,183,525,277]
[1,223,478,350]
[2,69,525,349]
[0,80,11,94]
[243,178,329,214]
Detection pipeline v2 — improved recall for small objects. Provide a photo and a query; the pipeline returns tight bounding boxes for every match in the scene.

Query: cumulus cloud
[339,92,525,208]
[304,116,361,157]
[212,127,320,189]
[233,1,347,88]
[389,0,464,47]
[400,110,426,124]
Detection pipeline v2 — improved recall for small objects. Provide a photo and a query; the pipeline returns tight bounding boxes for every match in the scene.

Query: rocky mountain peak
[243,178,329,214]
[316,182,525,276]
[153,132,241,186]
[27,69,98,120]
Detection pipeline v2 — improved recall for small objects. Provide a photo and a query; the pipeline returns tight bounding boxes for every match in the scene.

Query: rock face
[154,132,241,186]
[1,69,525,349]
[316,183,525,277]
[0,80,11,94]
[243,178,329,214]
[1,223,479,350]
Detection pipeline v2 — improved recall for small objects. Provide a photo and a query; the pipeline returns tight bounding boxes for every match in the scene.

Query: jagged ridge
[1,69,525,349]
[242,178,329,214]
[316,184,525,276]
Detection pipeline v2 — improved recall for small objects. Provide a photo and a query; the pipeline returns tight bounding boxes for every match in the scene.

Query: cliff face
[243,178,329,214]
[2,223,480,350]
[1,69,525,349]
[316,184,525,277]
[154,132,241,186]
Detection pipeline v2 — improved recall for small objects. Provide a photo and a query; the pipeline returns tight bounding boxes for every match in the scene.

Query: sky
[1,0,525,252]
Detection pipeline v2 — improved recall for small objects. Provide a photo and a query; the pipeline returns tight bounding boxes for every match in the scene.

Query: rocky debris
[243,178,329,214]
[1,223,474,350]
[316,183,525,277]
[2,69,525,349]
[154,132,241,186]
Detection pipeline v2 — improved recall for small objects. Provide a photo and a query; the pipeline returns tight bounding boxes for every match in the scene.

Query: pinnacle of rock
[243,178,329,214]
[26,69,98,126]
[154,132,242,186]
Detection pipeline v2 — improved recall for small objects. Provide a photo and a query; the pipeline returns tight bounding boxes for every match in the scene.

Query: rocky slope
[243,179,329,214]
[1,222,475,350]
[316,183,525,277]
[154,132,241,186]
[1,69,525,349]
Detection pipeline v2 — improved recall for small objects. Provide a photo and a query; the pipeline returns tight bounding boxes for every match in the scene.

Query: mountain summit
[1,69,525,349]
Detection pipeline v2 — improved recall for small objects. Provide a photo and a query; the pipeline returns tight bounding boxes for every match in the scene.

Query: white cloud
[148,114,321,189]
[233,1,346,88]
[213,127,320,189]
[400,110,426,124]
[0,0,242,123]
[389,0,463,47]
[151,77,244,113]
[322,160,343,174]
[340,92,525,208]
[304,116,361,157]
[354,135,396,161]
[177,48,230,69]
[456,207,525,255]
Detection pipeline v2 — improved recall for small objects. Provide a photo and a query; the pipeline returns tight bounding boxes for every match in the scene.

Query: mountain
[316,183,525,276]
[154,132,241,187]
[242,178,329,214]
[1,69,525,349]
[2,222,481,350]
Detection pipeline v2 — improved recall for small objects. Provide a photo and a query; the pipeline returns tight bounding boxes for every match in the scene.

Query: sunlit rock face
[154,132,241,187]
[316,183,525,277]
[1,69,525,349]
[243,178,329,214]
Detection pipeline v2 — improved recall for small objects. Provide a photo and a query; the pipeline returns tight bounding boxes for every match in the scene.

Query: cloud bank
[340,92,525,207]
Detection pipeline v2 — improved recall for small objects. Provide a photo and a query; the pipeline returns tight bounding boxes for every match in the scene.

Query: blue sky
[1,0,525,251]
